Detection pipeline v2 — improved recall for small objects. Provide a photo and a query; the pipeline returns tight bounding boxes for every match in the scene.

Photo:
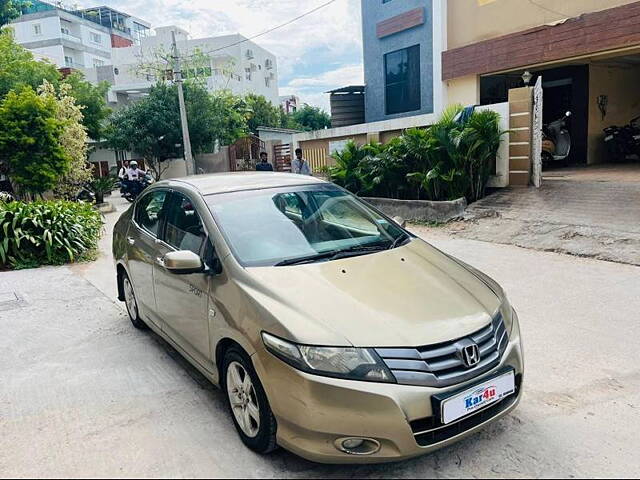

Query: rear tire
[121,271,147,330]
[223,347,277,454]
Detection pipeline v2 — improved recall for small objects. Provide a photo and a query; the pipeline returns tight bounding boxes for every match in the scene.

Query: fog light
[334,437,381,455]
[342,438,364,450]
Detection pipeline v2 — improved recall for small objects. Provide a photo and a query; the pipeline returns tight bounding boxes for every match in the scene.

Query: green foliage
[328,107,506,203]
[105,82,239,179]
[0,200,103,269]
[63,72,111,140]
[90,175,117,195]
[291,104,331,131]
[38,81,93,200]
[0,87,70,196]
[0,30,60,99]
[0,1,29,28]
[244,94,282,133]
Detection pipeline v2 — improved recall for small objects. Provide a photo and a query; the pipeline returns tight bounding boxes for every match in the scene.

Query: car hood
[243,239,502,348]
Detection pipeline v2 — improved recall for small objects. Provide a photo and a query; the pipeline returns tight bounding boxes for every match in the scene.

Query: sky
[76,0,365,111]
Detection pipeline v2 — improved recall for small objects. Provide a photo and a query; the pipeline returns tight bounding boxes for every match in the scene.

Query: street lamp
[522,70,533,86]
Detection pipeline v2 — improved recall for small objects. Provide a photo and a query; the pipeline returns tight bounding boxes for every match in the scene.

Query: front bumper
[252,315,524,464]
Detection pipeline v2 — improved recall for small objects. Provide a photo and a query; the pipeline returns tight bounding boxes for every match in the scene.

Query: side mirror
[392,216,407,228]
[163,250,204,275]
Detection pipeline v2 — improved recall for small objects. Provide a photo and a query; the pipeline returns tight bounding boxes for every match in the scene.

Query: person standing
[256,152,274,172]
[291,148,312,176]
[117,160,130,181]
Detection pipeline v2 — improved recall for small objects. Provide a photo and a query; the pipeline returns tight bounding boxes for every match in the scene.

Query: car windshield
[205,185,409,267]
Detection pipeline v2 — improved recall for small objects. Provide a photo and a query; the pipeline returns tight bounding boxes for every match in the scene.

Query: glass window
[33,24,42,35]
[206,186,407,267]
[164,194,207,256]
[135,190,168,237]
[384,45,421,115]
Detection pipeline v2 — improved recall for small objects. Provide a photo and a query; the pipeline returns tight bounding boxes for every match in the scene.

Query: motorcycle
[542,111,572,166]
[603,115,640,162]
[122,174,154,203]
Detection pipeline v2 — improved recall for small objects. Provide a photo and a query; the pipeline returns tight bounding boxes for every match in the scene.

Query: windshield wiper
[388,233,411,250]
[275,244,388,267]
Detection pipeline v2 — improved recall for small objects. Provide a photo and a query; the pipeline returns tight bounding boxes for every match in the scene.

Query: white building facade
[83,26,280,107]
[10,1,150,70]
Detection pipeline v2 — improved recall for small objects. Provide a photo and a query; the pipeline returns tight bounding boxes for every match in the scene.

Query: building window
[64,56,74,67]
[33,24,42,35]
[384,44,421,115]
[93,59,105,67]
[90,32,102,44]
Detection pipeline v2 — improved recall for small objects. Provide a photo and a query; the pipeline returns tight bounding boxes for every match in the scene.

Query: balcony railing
[64,60,85,69]
[61,30,82,43]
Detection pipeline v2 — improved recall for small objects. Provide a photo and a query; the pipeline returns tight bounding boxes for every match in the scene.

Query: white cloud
[77,0,364,108]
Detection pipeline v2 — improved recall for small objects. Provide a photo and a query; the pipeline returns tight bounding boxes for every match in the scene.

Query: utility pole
[171,30,195,176]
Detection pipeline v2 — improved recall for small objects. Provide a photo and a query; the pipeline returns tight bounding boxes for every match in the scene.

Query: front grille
[376,312,509,388]
[409,374,522,447]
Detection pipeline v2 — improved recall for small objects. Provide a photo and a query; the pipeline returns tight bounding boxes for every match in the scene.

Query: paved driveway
[1,221,638,477]
[452,164,640,265]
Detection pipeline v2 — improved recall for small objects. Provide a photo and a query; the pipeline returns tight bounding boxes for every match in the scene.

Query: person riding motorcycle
[122,161,148,200]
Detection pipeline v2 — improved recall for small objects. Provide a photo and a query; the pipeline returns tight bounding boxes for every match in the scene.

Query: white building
[10,1,150,70]
[83,26,280,107]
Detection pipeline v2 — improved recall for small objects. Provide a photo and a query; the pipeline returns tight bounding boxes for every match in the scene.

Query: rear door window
[135,190,168,237]
[164,193,207,256]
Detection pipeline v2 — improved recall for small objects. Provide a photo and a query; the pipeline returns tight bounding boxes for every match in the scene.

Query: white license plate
[441,371,515,425]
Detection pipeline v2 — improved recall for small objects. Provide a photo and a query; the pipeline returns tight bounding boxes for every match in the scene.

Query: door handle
[127,236,135,245]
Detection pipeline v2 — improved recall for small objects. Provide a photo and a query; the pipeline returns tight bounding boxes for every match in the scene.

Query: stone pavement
[446,165,640,265]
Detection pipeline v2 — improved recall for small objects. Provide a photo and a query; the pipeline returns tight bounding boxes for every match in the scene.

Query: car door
[127,189,169,328]
[154,191,212,366]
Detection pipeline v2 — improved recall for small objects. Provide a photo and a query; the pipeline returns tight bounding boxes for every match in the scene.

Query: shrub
[0,200,103,269]
[327,107,506,203]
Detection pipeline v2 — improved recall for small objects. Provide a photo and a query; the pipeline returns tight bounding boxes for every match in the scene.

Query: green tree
[0,30,60,99]
[0,87,70,197]
[105,82,246,179]
[38,81,92,200]
[0,0,27,27]
[63,72,110,140]
[244,94,282,133]
[291,104,331,131]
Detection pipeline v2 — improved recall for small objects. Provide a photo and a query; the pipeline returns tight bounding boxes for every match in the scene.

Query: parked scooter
[74,184,96,203]
[542,111,572,166]
[122,173,154,203]
[603,115,640,162]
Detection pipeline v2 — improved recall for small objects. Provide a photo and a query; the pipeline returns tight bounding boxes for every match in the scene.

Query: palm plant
[456,110,507,201]
[329,141,382,194]
[90,176,118,204]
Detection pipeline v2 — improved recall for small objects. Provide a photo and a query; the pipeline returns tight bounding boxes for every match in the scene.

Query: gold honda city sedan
[113,172,524,464]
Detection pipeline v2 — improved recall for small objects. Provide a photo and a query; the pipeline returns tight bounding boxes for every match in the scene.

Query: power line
[527,0,569,19]
[189,0,340,57]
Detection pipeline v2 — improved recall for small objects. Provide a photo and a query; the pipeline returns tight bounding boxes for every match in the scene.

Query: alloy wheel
[226,361,261,438]
[123,277,138,321]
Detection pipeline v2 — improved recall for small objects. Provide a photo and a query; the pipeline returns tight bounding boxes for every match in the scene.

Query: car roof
[160,172,328,195]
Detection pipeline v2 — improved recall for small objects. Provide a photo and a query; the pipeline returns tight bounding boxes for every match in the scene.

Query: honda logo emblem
[462,343,480,368]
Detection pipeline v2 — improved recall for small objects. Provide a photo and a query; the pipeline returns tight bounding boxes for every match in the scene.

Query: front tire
[122,272,147,330]
[223,347,277,454]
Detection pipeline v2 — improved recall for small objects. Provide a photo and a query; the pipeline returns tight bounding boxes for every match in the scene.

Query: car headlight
[261,332,395,383]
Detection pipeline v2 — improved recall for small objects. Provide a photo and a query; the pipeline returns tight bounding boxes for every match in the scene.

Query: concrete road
[1,204,639,477]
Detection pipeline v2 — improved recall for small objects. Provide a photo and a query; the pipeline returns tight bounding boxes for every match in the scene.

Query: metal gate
[531,76,543,188]
[274,143,292,172]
